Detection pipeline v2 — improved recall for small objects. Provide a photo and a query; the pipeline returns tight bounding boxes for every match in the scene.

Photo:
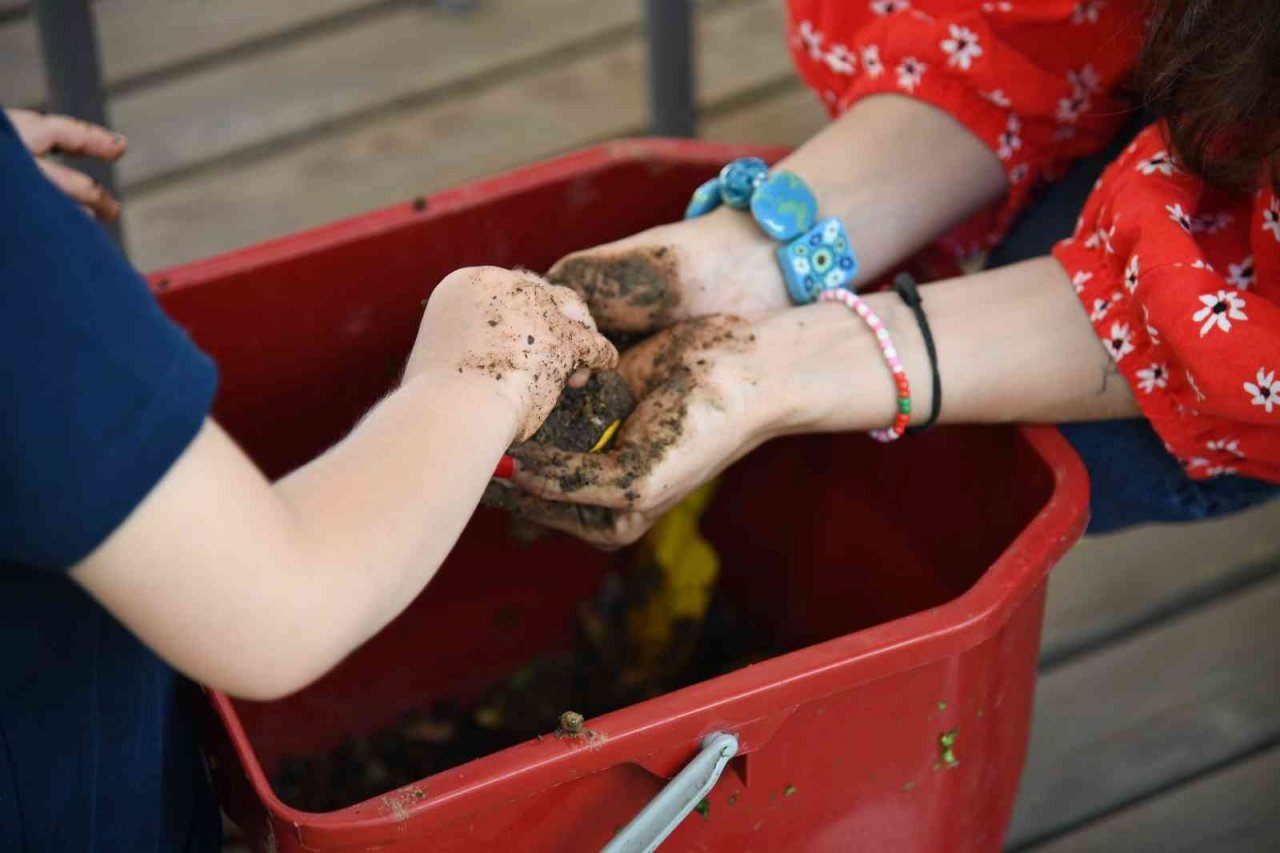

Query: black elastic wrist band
[892,274,942,434]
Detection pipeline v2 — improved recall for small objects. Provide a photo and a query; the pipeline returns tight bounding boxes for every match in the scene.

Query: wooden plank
[1006,575,1280,847]
[123,0,793,271]
[701,80,828,147]
[102,0,647,188]
[1026,745,1280,853]
[1041,500,1280,664]
[0,0,384,106]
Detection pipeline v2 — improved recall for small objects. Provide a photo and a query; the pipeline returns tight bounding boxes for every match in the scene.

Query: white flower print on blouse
[1084,223,1115,253]
[1190,258,1214,271]
[1142,305,1161,345]
[981,1,1013,11]
[1090,291,1123,321]
[1263,197,1280,241]
[824,44,856,75]
[1136,363,1168,394]
[1206,438,1245,457]
[1067,65,1101,96]
[981,89,1012,108]
[1244,368,1277,413]
[1191,212,1232,235]
[1071,0,1105,25]
[1193,289,1247,337]
[941,25,983,70]
[1008,163,1029,184]
[1071,270,1092,293]
[1104,322,1135,361]
[1205,465,1238,477]
[1054,125,1079,144]
[1227,256,1255,290]
[997,114,1022,160]
[1186,369,1207,401]
[1124,254,1140,293]
[896,57,927,92]
[862,45,884,78]
[1166,203,1192,233]
[1137,150,1176,176]
[1056,91,1089,124]
[871,0,910,15]
[797,21,824,60]
[1183,456,1210,471]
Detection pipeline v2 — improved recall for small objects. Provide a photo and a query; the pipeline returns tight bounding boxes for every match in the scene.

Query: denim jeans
[985,113,1278,533]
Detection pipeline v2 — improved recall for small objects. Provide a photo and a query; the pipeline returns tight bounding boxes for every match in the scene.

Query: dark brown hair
[1138,0,1280,192]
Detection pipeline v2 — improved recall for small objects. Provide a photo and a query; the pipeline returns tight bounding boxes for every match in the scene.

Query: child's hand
[5,108,127,221]
[408,267,619,441]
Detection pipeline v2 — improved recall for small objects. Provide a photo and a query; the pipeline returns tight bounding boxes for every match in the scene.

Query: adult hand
[408,266,618,442]
[503,315,788,547]
[5,108,127,221]
[546,208,790,336]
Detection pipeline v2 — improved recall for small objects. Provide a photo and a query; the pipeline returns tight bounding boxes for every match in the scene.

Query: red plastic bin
[152,139,1089,852]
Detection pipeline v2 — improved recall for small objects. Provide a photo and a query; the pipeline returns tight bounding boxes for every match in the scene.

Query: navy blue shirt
[0,114,221,850]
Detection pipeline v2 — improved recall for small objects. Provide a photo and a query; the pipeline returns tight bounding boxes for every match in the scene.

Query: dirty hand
[546,207,790,336]
[407,266,619,442]
[5,108,127,221]
[503,316,784,547]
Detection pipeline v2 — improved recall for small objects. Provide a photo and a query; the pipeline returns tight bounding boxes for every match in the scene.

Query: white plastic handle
[600,732,740,853]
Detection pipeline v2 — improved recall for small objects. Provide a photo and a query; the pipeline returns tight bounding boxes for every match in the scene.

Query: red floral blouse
[787,0,1280,483]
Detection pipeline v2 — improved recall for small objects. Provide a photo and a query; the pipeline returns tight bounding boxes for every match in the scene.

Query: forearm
[780,93,1007,285]
[692,94,1007,294]
[759,257,1139,437]
[275,369,515,636]
[76,370,517,700]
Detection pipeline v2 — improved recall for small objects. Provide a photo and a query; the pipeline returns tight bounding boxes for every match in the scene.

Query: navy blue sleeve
[0,114,217,571]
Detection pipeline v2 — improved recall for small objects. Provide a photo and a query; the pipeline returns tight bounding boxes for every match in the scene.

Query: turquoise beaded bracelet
[683,157,858,305]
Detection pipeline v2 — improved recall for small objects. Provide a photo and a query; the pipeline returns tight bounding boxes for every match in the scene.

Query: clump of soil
[481,370,634,527]
[529,371,634,452]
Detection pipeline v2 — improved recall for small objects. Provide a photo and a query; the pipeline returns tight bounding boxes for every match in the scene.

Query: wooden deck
[4,2,1279,849]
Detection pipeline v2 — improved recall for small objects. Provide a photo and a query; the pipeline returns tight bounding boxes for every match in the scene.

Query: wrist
[753,291,932,437]
[403,366,524,447]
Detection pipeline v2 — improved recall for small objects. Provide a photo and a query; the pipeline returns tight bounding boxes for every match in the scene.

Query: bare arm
[549,94,1007,331]
[773,257,1139,434]
[73,268,616,701]
[509,257,1136,547]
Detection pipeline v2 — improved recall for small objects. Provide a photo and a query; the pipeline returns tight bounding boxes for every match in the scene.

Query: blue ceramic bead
[777,218,858,304]
[719,157,769,209]
[749,171,817,241]
[684,176,724,220]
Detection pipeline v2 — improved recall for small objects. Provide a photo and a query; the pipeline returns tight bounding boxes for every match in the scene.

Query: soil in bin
[273,573,771,812]
[272,373,777,812]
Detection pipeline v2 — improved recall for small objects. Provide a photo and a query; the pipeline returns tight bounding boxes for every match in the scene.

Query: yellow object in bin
[624,480,721,685]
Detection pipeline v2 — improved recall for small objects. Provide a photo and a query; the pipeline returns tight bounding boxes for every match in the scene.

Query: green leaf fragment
[695,798,710,819]
[783,784,797,798]
[939,728,960,768]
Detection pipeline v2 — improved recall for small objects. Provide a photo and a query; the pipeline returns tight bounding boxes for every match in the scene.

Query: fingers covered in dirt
[510,315,757,516]
[546,239,685,335]
[486,486,653,549]
[409,266,618,441]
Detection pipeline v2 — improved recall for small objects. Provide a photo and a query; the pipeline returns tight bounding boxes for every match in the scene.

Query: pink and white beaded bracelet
[818,288,912,442]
